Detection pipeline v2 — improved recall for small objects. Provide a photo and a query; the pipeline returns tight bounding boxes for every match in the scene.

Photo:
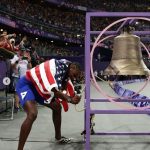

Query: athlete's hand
[71,95,81,104]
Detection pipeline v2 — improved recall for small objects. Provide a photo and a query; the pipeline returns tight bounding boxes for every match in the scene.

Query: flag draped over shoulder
[26,59,75,111]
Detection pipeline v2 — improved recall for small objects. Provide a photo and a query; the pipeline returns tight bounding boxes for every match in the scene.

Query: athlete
[16,59,81,150]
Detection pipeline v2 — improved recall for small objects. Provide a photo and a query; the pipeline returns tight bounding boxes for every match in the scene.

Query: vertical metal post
[85,13,91,150]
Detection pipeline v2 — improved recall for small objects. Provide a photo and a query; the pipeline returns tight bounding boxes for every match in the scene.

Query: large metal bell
[103,30,150,75]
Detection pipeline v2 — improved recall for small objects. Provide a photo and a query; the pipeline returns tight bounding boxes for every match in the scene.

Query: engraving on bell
[103,29,150,75]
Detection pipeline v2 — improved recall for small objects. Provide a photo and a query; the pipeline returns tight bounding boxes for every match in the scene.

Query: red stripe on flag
[67,80,75,97]
[26,70,50,99]
[35,65,48,92]
[44,61,56,85]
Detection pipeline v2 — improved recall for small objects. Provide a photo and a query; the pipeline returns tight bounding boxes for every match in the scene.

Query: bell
[103,29,150,75]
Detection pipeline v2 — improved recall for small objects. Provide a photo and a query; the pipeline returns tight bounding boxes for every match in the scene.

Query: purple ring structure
[91,17,150,110]
[85,12,150,150]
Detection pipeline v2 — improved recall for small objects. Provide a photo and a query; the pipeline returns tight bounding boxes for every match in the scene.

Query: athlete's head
[68,62,81,82]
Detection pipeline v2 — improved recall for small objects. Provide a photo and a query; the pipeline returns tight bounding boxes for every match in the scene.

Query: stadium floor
[1,81,150,150]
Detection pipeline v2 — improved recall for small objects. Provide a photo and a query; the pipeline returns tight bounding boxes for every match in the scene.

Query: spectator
[10,46,32,112]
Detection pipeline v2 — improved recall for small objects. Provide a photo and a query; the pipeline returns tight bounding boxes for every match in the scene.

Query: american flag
[54,59,75,112]
[55,59,70,90]
[26,59,72,99]
[26,59,75,111]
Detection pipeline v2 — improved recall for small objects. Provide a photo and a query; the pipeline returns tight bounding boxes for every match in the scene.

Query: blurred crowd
[0,0,149,45]
[0,30,81,59]
[0,0,149,56]
[62,0,150,12]
[0,0,84,43]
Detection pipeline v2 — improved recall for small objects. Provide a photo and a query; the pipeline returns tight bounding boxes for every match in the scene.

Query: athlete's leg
[18,101,38,150]
[52,102,62,140]
[44,100,62,140]
[51,101,72,143]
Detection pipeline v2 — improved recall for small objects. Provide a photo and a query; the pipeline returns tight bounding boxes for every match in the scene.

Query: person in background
[0,30,16,54]
[10,47,32,111]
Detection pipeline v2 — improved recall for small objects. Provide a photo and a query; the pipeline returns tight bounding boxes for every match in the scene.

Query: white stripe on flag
[39,62,57,93]
[30,67,49,94]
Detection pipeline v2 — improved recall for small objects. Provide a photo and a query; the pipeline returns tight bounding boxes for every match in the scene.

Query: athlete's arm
[51,88,81,104]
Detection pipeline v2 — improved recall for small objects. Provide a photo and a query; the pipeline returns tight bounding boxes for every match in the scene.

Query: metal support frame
[85,12,150,150]
[0,96,14,121]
